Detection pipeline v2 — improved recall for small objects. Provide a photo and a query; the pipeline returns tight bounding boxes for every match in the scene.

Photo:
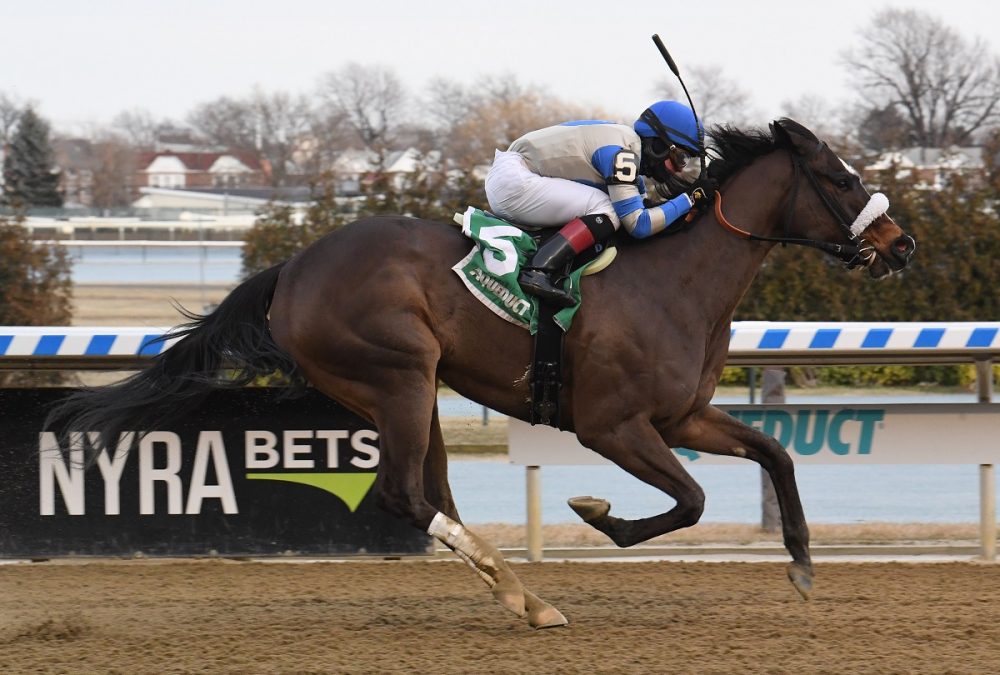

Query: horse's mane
[706,118,818,184]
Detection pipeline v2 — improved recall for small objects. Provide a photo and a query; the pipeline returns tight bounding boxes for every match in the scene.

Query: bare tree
[477,74,599,141]
[843,9,1000,147]
[424,74,610,169]
[652,64,759,128]
[318,63,407,160]
[188,90,314,185]
[54,122,142,211]
[422,76,475,131]
[299,108,351,178]
[779,95,851,141]
[248,88,313,185]
[111,108,159,149]
[90,132,139,210]
[772,95,872,162]
[188,95,257,152]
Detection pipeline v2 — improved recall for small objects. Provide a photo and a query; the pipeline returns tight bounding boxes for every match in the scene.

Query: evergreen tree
[0,213,72,324]
[242,178,347,277]
[1,107,63,208]
[0,212,72,385]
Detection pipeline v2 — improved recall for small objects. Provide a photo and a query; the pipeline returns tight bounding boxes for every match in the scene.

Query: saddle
[452,210,618,428]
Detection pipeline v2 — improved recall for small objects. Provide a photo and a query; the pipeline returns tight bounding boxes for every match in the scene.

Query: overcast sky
[2,0,998,133]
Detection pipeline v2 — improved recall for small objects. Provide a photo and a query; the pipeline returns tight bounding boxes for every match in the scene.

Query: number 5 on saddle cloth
[452,207,617,427]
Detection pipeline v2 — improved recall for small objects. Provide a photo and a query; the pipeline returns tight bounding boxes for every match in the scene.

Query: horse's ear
[771,118,821,157]
[770,120,792,147]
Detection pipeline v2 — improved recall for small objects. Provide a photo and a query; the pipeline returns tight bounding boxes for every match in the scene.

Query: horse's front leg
[569,417,707,547]
[672,404,813,599]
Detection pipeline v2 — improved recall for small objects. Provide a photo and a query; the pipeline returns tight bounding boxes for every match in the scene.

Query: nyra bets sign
[0,389,430,558]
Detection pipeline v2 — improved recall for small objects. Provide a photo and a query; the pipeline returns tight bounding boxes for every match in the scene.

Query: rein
[707,145,877,268]
[712,190,863,262]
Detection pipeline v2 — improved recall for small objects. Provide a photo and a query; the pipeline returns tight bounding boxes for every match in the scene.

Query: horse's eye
[834,177,851,191]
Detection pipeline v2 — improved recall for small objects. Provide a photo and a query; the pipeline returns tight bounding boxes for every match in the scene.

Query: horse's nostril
[892,235,916,261]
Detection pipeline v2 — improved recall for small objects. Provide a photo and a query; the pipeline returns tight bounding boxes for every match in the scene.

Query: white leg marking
[428,512,498,571]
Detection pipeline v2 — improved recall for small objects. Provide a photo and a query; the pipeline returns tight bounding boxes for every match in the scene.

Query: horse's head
[770,118,916,278]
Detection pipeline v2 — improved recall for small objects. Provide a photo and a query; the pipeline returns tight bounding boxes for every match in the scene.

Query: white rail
[3,321,999,369]
[52,240,244,248]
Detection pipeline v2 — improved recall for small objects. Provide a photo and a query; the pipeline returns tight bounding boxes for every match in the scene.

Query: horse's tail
[46,261,300,453]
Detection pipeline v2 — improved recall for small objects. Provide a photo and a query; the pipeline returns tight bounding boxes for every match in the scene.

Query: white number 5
[478,225,523,276]
[613,151,638,183]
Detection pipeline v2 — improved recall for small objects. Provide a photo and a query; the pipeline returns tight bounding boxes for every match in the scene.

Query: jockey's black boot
[518,214,615,308]
[518,240,577,308]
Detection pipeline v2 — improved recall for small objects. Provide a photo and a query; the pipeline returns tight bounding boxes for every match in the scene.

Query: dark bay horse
[50,119,915,628]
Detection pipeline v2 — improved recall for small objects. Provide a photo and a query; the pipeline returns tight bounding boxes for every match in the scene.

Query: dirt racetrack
[2,559,999,674]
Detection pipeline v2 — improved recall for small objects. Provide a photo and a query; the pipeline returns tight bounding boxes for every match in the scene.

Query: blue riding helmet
[633,100,703,155]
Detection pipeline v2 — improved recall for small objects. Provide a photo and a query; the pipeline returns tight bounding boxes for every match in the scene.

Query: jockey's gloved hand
[688,177,719,211]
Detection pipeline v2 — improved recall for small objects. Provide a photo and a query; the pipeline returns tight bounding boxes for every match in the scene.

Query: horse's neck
[639,153,789,323]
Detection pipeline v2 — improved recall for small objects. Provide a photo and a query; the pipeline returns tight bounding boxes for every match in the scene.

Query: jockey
[485,100,717,307]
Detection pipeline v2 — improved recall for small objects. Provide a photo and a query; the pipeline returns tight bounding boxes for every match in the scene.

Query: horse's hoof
[786,562,814,600]
[529,603,569,629]
[524,590,569,630]
[492,576,526,618]
[568,496,611,522]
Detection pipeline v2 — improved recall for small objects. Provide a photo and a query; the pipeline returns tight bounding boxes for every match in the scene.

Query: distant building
[864,146,985,189]
[329,147,442,192]
[137,151,267,190]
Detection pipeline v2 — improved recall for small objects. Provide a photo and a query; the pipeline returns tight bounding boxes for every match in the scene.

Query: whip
[651,34,707,177]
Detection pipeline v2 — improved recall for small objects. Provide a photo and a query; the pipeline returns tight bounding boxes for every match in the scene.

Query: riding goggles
[668,145,691,170]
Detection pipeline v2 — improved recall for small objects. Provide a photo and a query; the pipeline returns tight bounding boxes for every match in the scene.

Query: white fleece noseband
[850,192,889,237]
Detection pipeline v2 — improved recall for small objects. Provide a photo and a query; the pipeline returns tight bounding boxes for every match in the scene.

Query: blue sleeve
[627,194,693,239]
[590,145,624,181]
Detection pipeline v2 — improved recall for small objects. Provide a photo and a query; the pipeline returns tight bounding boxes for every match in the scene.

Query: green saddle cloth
[452,207,585,334]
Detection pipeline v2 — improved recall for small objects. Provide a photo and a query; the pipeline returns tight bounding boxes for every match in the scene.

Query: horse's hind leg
[422,404,459,520]
[360,373,530,620]
[673,405,813,599]
[423,405,567,628]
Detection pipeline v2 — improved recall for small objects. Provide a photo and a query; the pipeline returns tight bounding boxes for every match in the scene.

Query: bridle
[707,141,879,269]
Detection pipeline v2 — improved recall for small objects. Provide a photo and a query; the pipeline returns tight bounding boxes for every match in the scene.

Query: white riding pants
[484,150,621,229]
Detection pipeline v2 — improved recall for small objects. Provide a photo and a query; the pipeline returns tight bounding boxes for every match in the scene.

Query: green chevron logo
[246,473,377,512]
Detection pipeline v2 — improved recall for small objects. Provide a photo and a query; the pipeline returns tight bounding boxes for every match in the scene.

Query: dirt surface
[2,559,999,674]
[71,284,232,327]
[474,521,986,548]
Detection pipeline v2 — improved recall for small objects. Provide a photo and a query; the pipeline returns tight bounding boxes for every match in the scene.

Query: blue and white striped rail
[0,327,180,369]
[1,322,999,369]
[727,321,1000,365]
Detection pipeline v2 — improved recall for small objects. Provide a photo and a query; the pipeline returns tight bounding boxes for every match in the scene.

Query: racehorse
[49,118,915,628]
